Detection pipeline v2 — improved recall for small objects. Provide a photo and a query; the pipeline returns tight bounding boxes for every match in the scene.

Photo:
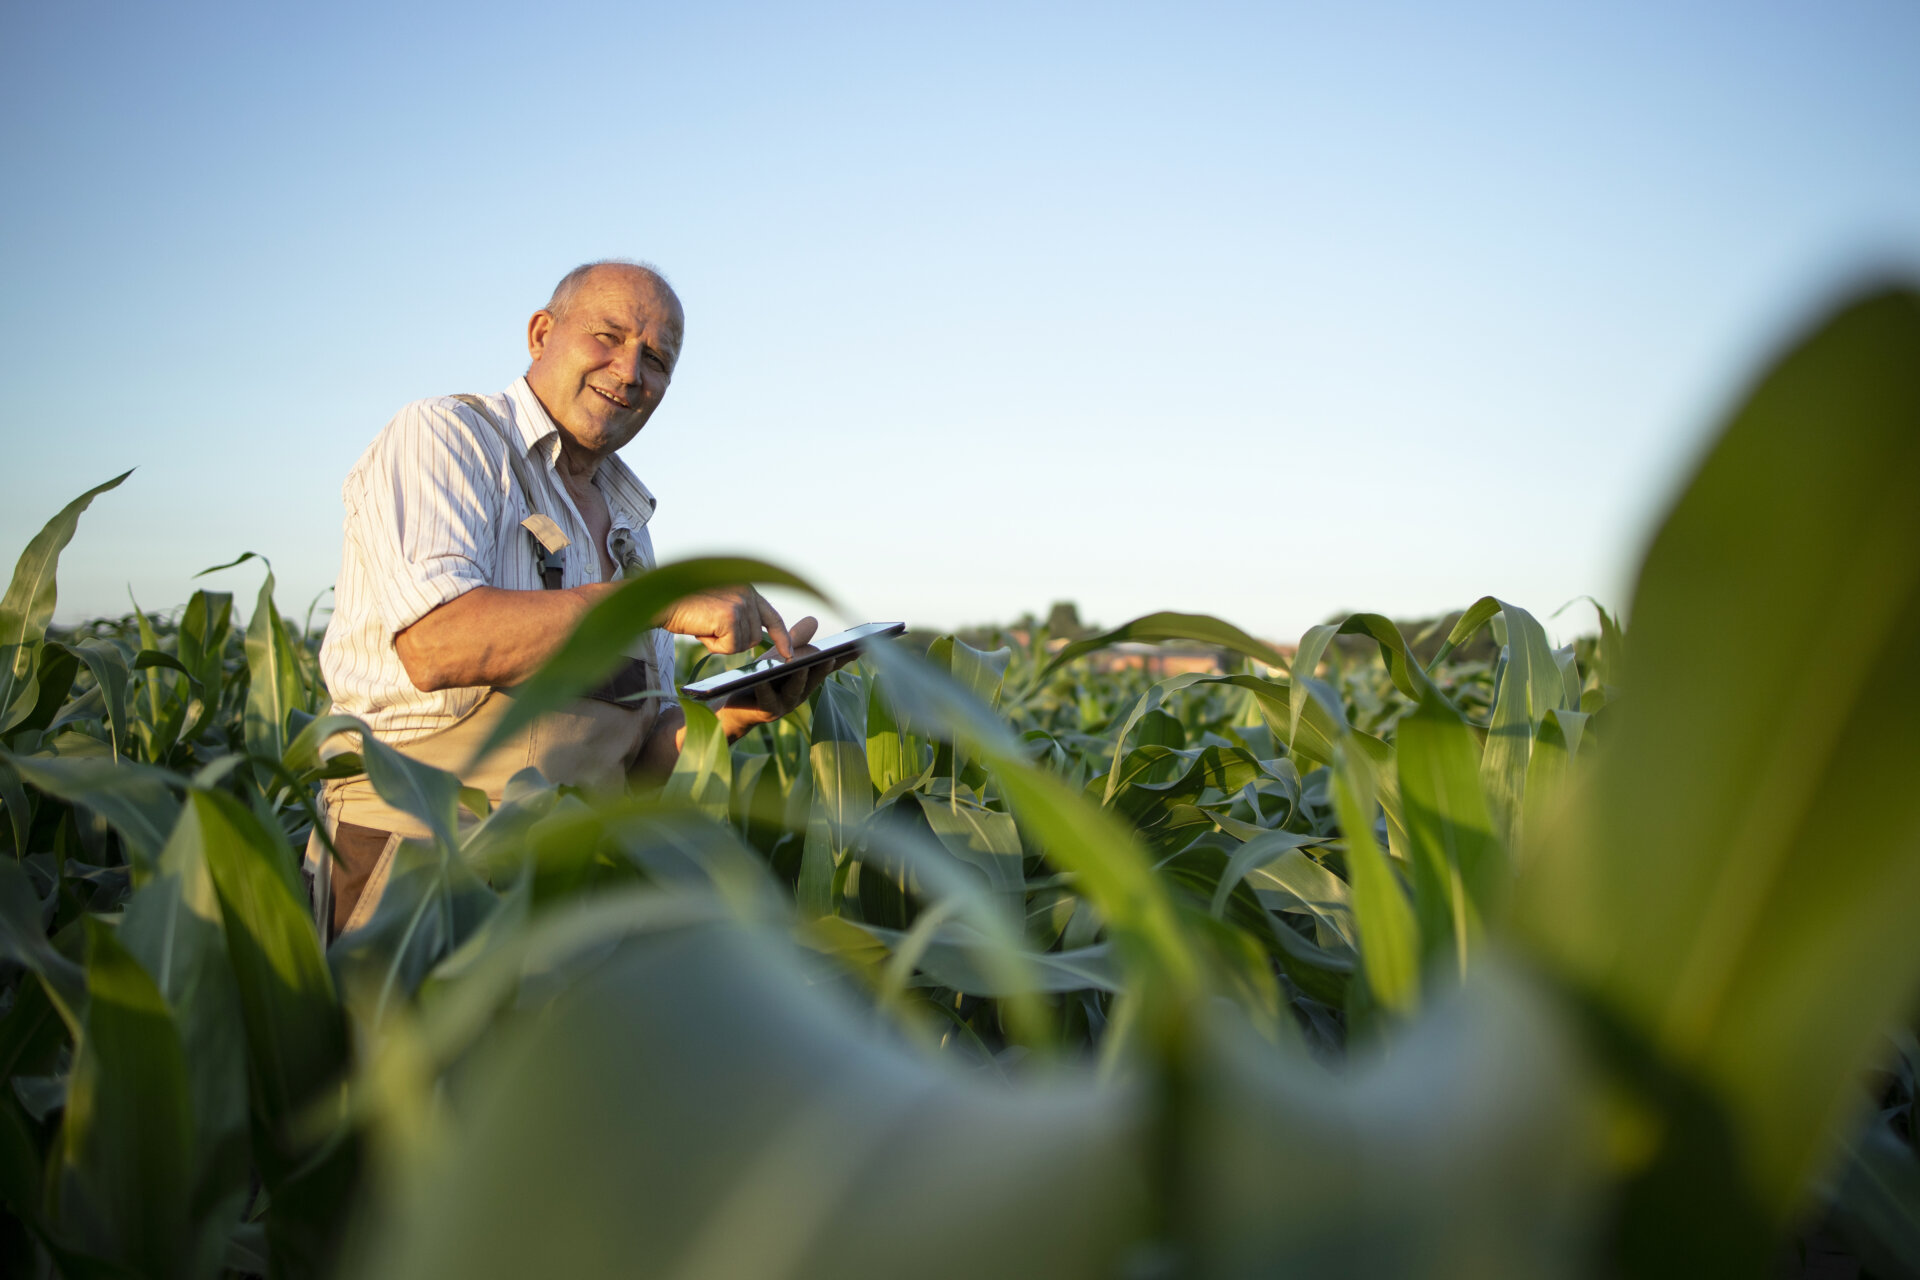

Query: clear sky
[4,1,1917,646]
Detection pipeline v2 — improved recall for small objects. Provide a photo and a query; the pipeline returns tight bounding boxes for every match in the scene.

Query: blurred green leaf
[330,839,498,1028]
[1187,964,1600,1278]
[57,918,194,1280]
[862,920,1121,995]
[184,787,354,1276]
[473,557,826,764]
[1830,1126,1920,1280]
[282,712,462,855]
[929,635,1014,707]
[664,700,731,823]
[1520,287,1920,1229]
[187,787,343,1111]
[912,793,1023,908]
[1517,708,1585,862]
[119,813,252,1278]
[349,919,1151,1280]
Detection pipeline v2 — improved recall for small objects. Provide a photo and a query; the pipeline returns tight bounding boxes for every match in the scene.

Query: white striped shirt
[319,376,675,744]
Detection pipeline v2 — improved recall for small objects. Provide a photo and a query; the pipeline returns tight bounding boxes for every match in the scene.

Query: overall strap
[451,394,569,590]
[450,395,655,711]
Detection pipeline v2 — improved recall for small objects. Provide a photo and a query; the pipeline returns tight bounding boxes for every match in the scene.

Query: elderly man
[314,260,827,936]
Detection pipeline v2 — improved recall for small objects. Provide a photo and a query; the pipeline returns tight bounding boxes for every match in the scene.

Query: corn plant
[0,287,1916,1279]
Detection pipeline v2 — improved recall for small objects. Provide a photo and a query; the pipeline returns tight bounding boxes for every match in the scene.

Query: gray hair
[543,258,678,321]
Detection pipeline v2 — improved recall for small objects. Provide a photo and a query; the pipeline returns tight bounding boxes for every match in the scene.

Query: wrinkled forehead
[568,266,685,343]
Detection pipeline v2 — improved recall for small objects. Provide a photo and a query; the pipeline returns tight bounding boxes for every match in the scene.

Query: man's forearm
[394,584,616,691]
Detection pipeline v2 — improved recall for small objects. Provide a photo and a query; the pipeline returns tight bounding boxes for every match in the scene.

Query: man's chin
[568,405,643,452]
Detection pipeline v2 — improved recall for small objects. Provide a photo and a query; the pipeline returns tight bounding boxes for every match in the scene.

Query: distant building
[1088,643,1229,676]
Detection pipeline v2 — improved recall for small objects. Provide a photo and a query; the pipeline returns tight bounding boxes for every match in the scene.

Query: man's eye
[595,332,617,345]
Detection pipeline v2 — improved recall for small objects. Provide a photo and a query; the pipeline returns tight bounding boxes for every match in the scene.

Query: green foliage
[0,287,1916,1278]
[1516,288,1920,1269]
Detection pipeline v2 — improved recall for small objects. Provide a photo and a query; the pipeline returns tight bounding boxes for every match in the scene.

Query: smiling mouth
[590,386,631,410]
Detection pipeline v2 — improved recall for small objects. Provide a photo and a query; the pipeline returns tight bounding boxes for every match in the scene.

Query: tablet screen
[679,622,906,701]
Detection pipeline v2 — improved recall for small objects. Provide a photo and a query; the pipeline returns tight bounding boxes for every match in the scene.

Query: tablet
[679,622,907,701]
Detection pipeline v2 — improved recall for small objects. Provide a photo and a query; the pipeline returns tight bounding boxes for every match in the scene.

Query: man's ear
[527,309,555,362]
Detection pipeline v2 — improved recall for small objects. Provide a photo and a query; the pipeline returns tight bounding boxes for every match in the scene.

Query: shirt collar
[503,376,658,525]
[505,376,563,456]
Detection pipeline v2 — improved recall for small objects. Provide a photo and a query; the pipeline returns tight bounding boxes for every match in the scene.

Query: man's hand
[659,585,793,658]
[712,616,854,739]
[631,615,863,777]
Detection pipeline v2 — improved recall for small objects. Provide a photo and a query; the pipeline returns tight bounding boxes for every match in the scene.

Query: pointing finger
[759,594,793,660]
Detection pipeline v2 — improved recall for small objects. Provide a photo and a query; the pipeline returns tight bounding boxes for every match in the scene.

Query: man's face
[525,266,684,458]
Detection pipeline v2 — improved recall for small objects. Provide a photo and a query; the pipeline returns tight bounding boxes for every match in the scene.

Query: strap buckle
[521,514,571,591]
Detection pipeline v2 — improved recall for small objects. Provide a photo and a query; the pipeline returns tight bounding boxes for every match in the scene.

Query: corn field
[1,289,1917,1278]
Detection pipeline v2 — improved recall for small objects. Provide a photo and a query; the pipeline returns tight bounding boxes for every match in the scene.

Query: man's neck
[554,436,603,490]
[521,379,607,489]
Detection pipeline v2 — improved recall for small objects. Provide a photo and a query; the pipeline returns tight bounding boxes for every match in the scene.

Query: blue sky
[4,1,1917,644]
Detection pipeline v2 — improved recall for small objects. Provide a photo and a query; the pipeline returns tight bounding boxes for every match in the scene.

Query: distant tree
[1044,601,1089,640]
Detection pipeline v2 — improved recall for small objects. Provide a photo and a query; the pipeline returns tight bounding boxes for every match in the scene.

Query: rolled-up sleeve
[342,400,503,638]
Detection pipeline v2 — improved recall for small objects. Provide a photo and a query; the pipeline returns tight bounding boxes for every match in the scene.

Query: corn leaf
[1519,287,1920,1231]
[349,919,1151,1280]
[68,640,132,761]
[1188,965,1598,1278]
[865,641,1201,999]
[472,557,826,764]
[664,700,731,823]
[240,560,304,764]
[1333,745,1419,1016]
[1039,610,1290,679]
[911,792,1024,908]
[0,751,182,877]
[0,472,130,736]
[798,676,871,917]
[1396,681,1507,974]
[1478,599,1562,847]
[57,918,194,1280]
[0,856,87,1025]
[118,815,252,1278]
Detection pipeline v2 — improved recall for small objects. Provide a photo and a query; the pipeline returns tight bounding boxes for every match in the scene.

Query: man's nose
[610,345,640,386]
